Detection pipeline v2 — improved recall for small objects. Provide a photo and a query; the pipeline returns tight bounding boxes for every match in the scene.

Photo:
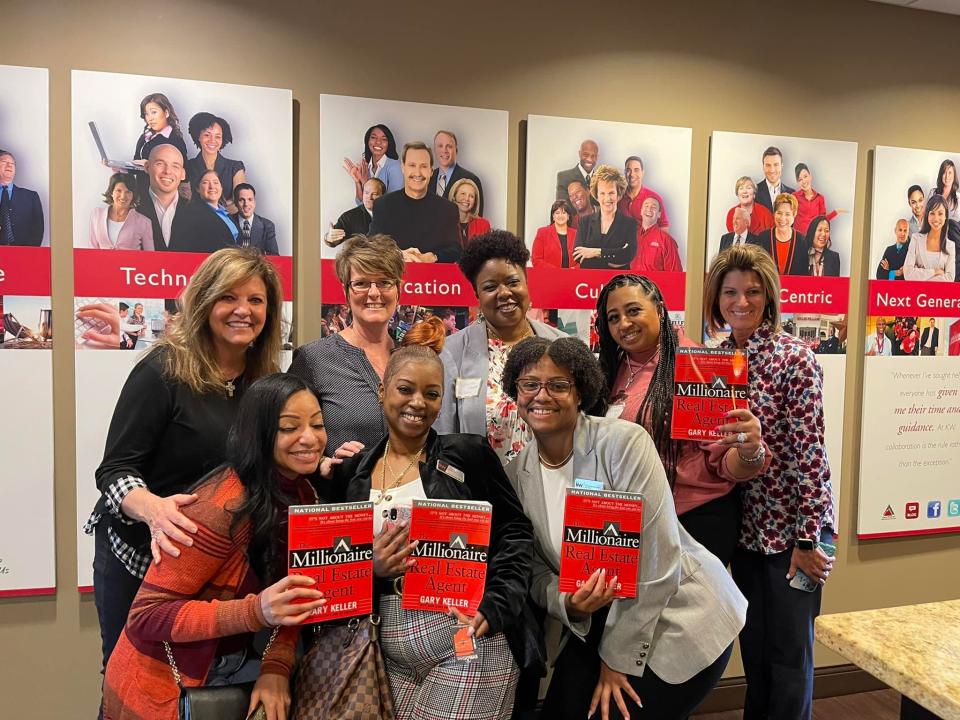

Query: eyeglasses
[348,279,398,293]
[516,379,574,397]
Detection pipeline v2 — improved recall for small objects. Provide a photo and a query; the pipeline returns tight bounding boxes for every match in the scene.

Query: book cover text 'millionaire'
[671,347,748,441]
[402,498,492,615]
[559,488,643,599]
[288,501,374,623]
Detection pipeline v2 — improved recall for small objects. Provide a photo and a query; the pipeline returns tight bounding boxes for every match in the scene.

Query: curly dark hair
[456,229,530,288]
[502,337,607,416]
[187,111,234,149]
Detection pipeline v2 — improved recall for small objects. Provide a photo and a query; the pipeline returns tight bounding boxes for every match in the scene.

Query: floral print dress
[485,337,529,465]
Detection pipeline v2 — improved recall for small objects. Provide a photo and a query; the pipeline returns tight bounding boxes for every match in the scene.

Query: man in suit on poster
[556,139,599,202]
[920,318,939,356]
[720,207,763,251]
[0,150,44,246]
[566,179,595,230]
[876,219,910,280]
[428,130,484,215]
[754,146,794,212]
[231,183,278,255]
[137,142,186,251]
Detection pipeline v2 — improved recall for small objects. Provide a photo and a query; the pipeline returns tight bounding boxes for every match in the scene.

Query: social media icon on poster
[927,501,942,519]
[948,500,960,517]
[905,502,920,520]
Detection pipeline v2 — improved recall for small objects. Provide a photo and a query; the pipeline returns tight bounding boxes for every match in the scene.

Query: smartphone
[789,541,836,592]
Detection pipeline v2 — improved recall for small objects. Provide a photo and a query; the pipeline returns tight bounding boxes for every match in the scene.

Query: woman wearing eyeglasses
[290,234,404,459]
[502,337,746,720]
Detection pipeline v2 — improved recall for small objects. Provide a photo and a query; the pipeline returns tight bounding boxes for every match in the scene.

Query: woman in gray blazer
[502,337,747,720]
[436,230,565,465]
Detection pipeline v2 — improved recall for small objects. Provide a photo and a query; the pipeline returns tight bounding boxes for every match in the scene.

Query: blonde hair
[589,164,627,200]
[155,248,284,395]
[735,176,756,196]
[448,178,480,218]
[704,244,781,337]
[774,192,798,215]
[334,234,404,291]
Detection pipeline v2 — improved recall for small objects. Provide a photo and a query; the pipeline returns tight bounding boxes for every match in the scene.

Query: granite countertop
[816,599,960,720]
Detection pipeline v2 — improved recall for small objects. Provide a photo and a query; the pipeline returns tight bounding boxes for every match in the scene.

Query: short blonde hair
[774,192,798,215]
[735,176,756,196]
[334,234,404,291]
[704,244,781,337]
[448,178,480,218]
[156,248,284,395]
[589,164,627,200]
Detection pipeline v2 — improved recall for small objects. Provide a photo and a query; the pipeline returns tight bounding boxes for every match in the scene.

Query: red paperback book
[402,498,492,615]
[287,501,374,623]
[671,347,748,441]
[558,488,643,599]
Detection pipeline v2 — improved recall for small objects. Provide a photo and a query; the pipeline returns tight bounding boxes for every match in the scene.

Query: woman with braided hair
[594,273,769,565]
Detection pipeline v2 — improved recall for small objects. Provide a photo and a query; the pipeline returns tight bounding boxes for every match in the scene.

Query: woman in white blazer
[903,194,955,281]
[502,336,746,720]
[88,173,154,250]
[436,230,565,465]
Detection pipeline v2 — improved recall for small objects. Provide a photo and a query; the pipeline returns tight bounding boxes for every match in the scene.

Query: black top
[134,130,189,164]
[333,204,373,237]
[557,231,570,268]
[576,211,638,269]
[168,199,237,253]
[331,430,533,642]
[94,347,245,551]
[185,153,246,200]
[368,190,461,263]
[876,242,908,280]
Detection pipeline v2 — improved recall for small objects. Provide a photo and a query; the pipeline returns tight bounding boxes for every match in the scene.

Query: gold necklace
[374,439,426,504]
[623,348,659,391]
[538,448,574,470]
[486,319,533,346]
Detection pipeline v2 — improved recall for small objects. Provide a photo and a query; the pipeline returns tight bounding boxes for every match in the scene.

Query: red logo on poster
[905,502,920,520]
[881,504,896,520]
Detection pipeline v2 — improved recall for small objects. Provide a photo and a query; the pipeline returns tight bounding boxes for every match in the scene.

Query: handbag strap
[163,625,280,688]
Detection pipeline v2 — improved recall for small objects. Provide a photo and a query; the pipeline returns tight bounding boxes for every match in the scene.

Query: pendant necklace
[374,439,426,504]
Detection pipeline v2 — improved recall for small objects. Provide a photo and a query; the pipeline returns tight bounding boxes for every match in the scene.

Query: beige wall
[2,0,960,716]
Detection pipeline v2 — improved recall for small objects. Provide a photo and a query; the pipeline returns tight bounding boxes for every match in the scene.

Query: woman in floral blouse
[436,230,566,465]
[704,244,835,720]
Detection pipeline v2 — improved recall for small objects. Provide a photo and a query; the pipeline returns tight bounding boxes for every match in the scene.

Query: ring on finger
[736,431,747,444]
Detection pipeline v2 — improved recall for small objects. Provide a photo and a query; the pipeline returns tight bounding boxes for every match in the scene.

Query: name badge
[437,460,466,483]
[575,478,603,490]
[605,404,625,419]
[455,377,482,398]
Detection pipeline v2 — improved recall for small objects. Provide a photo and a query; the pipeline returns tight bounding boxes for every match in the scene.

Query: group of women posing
[91,231,834,720]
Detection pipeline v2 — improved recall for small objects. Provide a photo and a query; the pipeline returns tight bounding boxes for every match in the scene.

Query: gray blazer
[505,414,747,683]
[435,318,567,437]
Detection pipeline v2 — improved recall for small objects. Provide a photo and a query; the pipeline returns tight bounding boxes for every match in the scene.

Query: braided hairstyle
[595,274,680,485]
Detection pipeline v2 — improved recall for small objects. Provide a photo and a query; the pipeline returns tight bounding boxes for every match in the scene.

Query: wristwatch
[796,538,815,551]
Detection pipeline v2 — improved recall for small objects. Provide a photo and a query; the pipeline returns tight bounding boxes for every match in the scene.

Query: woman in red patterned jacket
[103,374,332,720]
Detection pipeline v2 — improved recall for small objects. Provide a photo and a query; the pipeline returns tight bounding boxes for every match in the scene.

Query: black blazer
[719,231,763,252]
[556,166,588,201]
[134,130,189,164]
[168,200,236,254]
[576,211,638,269]
[809,248,841,277]
[332,204,372,237]
[920,327,940,350]
[0,186,44,246]
[756,229,808,275]
[754,179,795,212]
[429,164,484,216]
[231,213,278,255]
[136,195,167,251]
[331,430,535,660]
[876,243,908,280]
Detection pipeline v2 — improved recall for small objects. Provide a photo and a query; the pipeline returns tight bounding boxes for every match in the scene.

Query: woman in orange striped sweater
[103,374,331,720]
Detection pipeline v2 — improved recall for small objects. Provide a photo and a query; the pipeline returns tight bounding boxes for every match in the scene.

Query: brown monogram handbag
[291,615,396,720]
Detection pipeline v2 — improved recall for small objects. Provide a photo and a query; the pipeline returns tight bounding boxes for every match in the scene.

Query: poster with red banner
[0,64,55,598]
[318,94,508,333]
[859,145,960,539]
[524,115,691,348]
[705,131,857,514]
[72,71,294,589]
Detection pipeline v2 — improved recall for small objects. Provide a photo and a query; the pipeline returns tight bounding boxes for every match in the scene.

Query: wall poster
[72,70,294,589]
[318,94,509,334]
[0,64,54,597]
[705,130,859,511]
[859,145,960,538]
[523,114,692,347]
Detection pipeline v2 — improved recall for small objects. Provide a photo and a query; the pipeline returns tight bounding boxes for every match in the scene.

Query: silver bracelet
[737,444,766,465]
